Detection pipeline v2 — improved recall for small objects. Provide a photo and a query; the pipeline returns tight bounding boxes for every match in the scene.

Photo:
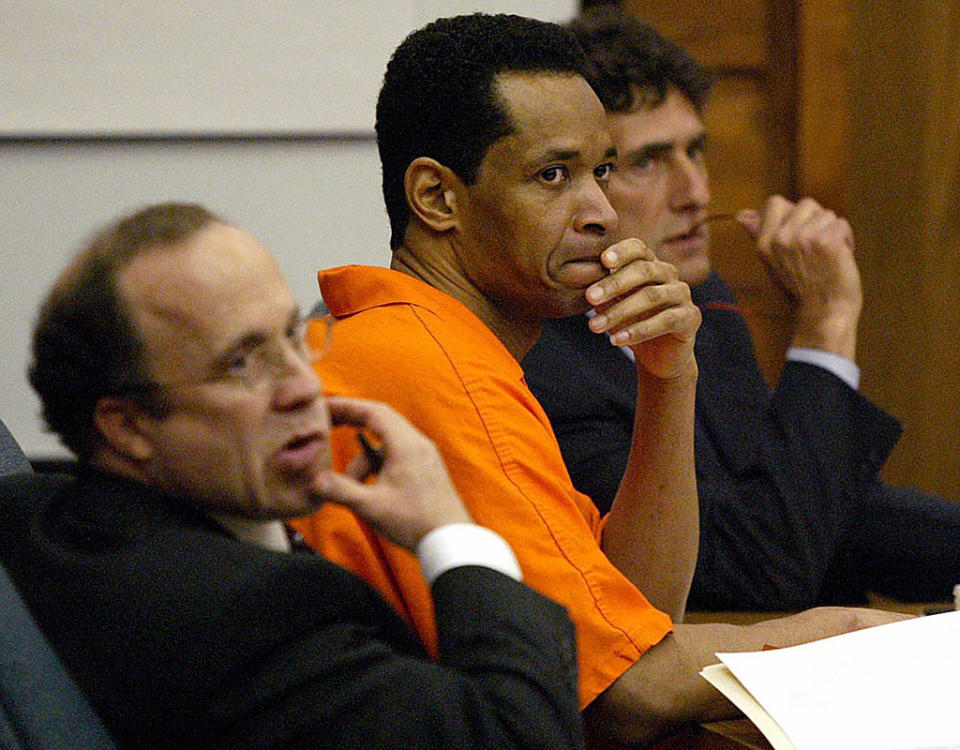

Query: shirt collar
[208,513,292,553]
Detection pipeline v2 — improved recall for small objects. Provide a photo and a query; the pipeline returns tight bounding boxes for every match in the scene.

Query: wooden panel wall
[794,0,852,209]
[849,1,960,500]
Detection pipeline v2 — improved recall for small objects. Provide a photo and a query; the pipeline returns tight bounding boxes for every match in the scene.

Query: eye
[539,165,568,185]
[688,138,708,164]
[594,162,614,182]
[224,349,252,377]
[287,318,310,357]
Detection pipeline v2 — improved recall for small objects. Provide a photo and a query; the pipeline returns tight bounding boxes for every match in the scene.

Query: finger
[754,195,794,255]
[593,280,685,330]
[586,239,658,306]
[758,195,794,231]
[311,470,420,547]
[770,198,839,257]
[325,395,387,429]
[587,256,677,308]
[356,432,384,479]
[326,398,420,477]
[325,397,413,451]
[607,303,701,347]
[591,281,693,335]
[311,467,370,508]
[799,210,855,259]
[780,200,834,248]
[600,238,657,271]
[797,209,837,242]
[836,217,855,252]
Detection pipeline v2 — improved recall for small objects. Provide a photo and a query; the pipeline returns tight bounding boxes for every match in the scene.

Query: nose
[670,156,710,211]
[574,178,619,235]
[272,343,324,411]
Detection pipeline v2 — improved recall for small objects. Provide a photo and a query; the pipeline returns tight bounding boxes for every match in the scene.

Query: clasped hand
[738,195,862,357]
[584,238,701,380]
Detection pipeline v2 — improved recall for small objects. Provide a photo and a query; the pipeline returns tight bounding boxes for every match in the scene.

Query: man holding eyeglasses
[0,202,583,748]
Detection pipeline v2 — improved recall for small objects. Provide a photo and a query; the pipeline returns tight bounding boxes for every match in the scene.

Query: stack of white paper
[701,610,960,750]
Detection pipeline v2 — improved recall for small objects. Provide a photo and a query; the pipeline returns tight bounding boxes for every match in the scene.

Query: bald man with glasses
[0,202,582,749]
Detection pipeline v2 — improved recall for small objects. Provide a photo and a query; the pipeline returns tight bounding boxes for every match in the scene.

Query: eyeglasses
[112,314,335,396]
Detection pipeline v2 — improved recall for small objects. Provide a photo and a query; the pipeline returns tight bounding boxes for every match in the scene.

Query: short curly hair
[376,13,590,250]
[29,202,220,460]
[569,6,713,114]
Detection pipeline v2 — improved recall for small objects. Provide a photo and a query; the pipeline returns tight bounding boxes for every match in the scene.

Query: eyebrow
[623,142,672,164]
[534,148,580,165]
[688,132,709,151]
[624,131,709,165]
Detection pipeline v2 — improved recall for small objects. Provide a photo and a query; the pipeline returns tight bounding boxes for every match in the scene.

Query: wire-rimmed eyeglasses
[110,314,335,396]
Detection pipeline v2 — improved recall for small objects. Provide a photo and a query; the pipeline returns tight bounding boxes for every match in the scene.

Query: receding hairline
[487,70,615,164]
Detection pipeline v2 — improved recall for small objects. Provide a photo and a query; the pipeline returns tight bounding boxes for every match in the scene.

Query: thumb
[311,469,370,513]
[736,208,762,238]
[310,469,422,551]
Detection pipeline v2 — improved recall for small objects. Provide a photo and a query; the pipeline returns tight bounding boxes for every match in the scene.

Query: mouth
[566,256,604,269]
[666,224,707,244]
[557,249,609,288]
[275,430,328,473]
[561,260,606,287]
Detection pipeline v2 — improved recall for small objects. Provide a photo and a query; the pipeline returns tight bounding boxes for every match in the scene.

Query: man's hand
[738,195,862,359]
[585,238,701,380]
[311,396,471,551]
[589,605,913,746]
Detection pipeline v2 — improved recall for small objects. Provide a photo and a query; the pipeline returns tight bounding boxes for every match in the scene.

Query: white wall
[0,0,577,458]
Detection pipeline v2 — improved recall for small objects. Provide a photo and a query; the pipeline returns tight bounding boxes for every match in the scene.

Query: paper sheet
[701,610,960,750]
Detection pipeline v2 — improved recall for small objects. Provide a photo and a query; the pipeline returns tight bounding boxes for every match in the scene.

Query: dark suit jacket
[0,469,581,749]
[524,272,909,610]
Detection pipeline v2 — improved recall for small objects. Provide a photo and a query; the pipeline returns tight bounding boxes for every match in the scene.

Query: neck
[90,453,293,554]
[390,244,541,361]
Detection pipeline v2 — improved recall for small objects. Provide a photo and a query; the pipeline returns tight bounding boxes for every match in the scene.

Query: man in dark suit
[0,202,582,748]
[523,6,960,611]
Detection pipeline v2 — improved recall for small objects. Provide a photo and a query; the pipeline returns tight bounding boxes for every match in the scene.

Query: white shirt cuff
[416,523,522,585]
[787,347,860,390]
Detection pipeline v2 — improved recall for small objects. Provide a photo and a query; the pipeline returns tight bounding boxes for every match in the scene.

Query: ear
[404,157,462,234]
[93,396,155,462]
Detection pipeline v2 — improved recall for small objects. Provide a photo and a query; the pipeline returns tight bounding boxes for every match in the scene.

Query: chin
[678,259,712,287]
[252,481,311,520]
[277,491,319,519]
[543,297,591,320]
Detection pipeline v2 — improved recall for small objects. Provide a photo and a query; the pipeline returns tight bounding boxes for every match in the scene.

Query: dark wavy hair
[29,202,219,460]
[569,6,713,114]
[376,12,590,250]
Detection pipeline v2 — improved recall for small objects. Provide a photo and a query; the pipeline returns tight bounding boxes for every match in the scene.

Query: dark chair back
[0,420,116,748]
[0,561,117,748]
[0,420,31,476]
